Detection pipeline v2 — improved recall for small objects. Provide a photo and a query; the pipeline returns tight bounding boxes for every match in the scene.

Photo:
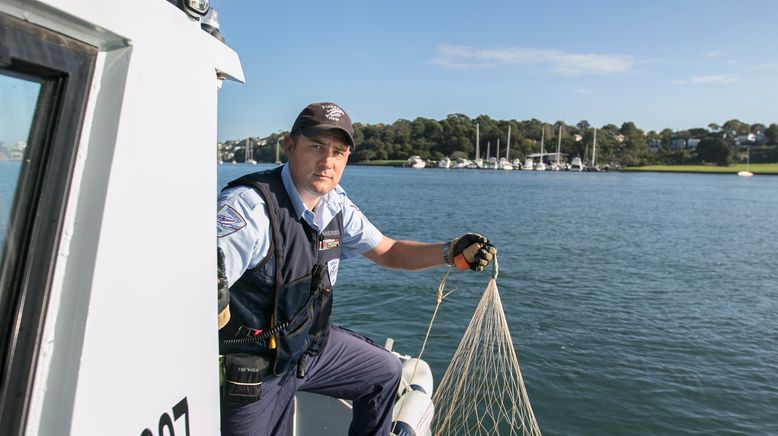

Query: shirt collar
[281,163,345,232]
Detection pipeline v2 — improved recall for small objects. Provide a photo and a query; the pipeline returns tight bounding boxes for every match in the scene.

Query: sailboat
[535,125,547,171]
[522,128,534,170]
[465,123,482,168]
[275,138,282,165]
[550,125,562,171]
[480,140,494,169]
[738,146,754,177]
[474,123,483,168]
[245,137,257,164]
[486,140,498,169]
[584,129,600,172]
[499,125,513,170]
[522,129,534,170]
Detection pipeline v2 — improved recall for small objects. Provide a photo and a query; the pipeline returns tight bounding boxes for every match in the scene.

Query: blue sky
[214,0,778,142]
[5,1,775,146]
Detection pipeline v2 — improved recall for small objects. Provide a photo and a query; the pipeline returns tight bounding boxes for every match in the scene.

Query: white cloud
[703,49,722,58]
[672,74,739,85]
[749,62,778,71]
[432,44,639,75]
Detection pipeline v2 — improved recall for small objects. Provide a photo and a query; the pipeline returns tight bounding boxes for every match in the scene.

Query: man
[216,102,495,436]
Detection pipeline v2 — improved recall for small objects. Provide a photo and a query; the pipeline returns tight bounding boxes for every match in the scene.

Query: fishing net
[428,258,542,436]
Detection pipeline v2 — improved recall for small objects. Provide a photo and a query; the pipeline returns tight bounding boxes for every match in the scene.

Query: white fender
[391,390,434,436]
[397,358,434,397]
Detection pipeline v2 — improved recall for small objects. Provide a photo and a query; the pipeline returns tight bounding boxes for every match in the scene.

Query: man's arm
[363,234,497,272]
[363,236,446,270]
[217,187,271,286]
[216,187,270,329]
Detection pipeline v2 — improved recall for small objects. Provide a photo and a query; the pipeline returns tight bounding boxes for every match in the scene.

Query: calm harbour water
[219,164,778,436]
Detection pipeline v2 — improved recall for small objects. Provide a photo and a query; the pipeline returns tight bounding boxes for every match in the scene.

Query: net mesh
[427,266,542,436]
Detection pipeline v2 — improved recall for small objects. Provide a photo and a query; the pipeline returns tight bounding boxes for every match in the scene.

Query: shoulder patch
[217,204,247,237]
[327,259,339,287]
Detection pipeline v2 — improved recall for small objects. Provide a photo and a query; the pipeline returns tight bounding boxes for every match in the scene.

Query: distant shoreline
[222,161,778,175]
[622,164,778,175]
[350,161,778,175]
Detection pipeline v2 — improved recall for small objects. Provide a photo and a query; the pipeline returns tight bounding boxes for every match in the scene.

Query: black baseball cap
[290,102,355,148]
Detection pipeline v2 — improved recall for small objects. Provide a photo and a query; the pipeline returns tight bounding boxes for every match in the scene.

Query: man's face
[284,132,351,202]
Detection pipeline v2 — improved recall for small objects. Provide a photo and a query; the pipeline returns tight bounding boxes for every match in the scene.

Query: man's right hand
[448,233,497,272]
[217,247,231,329]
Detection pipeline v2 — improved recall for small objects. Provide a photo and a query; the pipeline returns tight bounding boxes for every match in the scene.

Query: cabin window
[0,12,96,434]
[0,76,39,247]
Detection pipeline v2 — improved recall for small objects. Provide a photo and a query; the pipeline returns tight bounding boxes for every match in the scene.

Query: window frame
[0,12,96,435]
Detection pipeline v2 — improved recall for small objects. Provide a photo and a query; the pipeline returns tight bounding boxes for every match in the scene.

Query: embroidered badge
[322,104,345,122]
[320,237,341,250]
[217,205,247,237]
[327,259,339,287]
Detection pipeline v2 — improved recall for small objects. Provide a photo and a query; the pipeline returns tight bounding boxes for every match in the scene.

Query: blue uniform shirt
[217,164,383,286]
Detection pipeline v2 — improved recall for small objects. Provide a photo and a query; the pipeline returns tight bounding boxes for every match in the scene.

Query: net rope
[423,256,542,436]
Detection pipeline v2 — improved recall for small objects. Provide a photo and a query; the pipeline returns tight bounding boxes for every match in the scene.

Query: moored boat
[455,158,472,168]
[406,155,426,168]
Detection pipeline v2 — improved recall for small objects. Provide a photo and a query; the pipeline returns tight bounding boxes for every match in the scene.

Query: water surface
[219,164,778,435]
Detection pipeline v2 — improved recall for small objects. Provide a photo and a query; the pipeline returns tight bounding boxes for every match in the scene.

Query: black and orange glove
[446,233,497,272]
[217,247,231,329]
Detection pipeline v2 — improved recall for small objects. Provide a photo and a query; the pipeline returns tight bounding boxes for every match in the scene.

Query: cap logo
[322,104,345,122]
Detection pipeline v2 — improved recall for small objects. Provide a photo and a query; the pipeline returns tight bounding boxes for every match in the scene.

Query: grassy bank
[624,163,778,175]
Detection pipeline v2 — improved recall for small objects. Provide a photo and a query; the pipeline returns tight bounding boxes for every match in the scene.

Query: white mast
[496,138,500,160]
[592,128,597,167]
[540,125,545,160]
[476,123,481,165]
[506,124,511,161]
[246,137,256,164]
[556,124,562,166]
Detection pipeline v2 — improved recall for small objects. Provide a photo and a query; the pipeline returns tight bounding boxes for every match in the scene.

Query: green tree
[687,128,709,139]
[660,128,674,150]
[352,149,376,162]
[750,123,766,134]
[765,123,778,145]
[696,137,734,166]
[618,121,647,166]
[722,119,749,135]
[576,120,591,131]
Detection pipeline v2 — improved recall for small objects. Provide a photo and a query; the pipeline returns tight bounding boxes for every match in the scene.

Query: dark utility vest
[219,167,343,376]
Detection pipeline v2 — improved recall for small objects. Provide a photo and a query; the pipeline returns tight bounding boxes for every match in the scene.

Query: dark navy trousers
[220,325,402,436]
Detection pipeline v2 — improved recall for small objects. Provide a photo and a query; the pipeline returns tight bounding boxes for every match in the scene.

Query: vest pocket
[274,264,331,375]
[279,273,314,337]
[273,273,314,374]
